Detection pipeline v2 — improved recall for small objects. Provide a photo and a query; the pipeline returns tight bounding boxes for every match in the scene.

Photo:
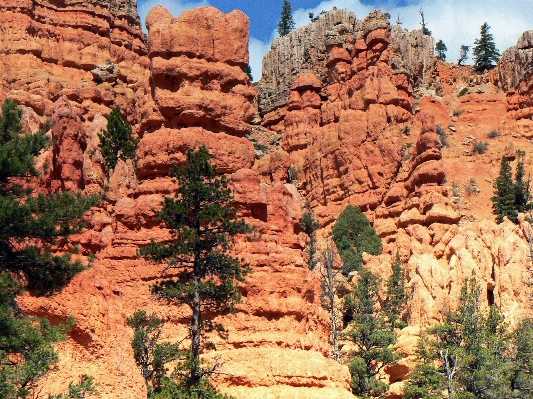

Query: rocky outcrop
[390,25,437,92]
[258,10,437,116]
[143,6,256,136]
[259,9,357,115]
[492,30,533,122]
[259,11,449,233]
[494,31,533,92]
[9,5,351,399]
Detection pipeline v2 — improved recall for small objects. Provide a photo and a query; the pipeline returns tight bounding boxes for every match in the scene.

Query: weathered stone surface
[258,9,357,114]
[91,60,121,83]
[493,30,533,92]
[389,25,437,92]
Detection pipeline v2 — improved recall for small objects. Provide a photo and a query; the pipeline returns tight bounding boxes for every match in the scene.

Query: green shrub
[332,205,382,274]
[487,130,500,139]
[98,108,138,175]
[458,87,469,97]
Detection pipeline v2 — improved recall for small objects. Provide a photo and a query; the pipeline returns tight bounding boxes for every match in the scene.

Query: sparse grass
[253,143,268,152]
[473,141,489,155]
[436,125,449,147]
[487,130,501,139]
[458,87,469,97]
[453,109,464,117]
[466,178,479,196]
[452,181,460,197]
[288,166,299,182]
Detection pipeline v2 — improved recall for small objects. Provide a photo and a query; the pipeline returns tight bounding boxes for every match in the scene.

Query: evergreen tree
[277,0,295,37]
[514,151,531,214]
[435,40,447,61]
[492,156,517,223]
[0,99,98,398]
[242,65,253,81]
[332,205,382,274]
[508,318,533,397]
[458,45,470,66]
[128,311,183,397]
[383,253,409,331]
[300,201,320,270]
[405,278,515,399]
[98,107,139,175]
[419,7,431,36]
[140,146,250,390]
[343,268,399,398]
[473,23,500,72]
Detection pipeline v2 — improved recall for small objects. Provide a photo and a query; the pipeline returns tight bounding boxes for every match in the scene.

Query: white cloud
[249,37,271,82]
[250,0,533,81]
[137,0,210,30]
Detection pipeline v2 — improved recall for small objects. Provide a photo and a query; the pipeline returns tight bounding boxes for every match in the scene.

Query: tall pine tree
[277,0,295,37]
[435,40,447,61]
[0,99,98,397]
[492,156,517,223]
[140,146,250,393]
[343,269,399,398]
[473,22,500,72]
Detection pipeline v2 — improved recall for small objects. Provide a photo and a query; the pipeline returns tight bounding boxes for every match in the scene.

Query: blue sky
[137,0,533,81]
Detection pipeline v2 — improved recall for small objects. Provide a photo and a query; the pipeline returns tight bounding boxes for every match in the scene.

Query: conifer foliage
[473,22,500,72]
[332,205,382,274]
[435,40,447,61]
[405,278,533,399]
[0,99,98,398]
[277,0,295,37]
[491,153,531,224]
[140,146,250,393]
[98,107,138,175]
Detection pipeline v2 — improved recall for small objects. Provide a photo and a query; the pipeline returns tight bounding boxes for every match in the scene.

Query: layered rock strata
[6,4,352,399]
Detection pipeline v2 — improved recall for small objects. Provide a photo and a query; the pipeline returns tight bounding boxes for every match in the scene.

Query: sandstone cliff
[1,3,533,399]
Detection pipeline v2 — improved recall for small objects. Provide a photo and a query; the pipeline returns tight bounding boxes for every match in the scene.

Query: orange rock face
[4,3,349,398]
[3,3,533,399]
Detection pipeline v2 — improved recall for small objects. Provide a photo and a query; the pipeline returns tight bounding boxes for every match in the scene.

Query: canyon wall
[0,2,532,399]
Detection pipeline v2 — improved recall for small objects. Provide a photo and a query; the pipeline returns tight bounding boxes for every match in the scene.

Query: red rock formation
[5,4,351,398]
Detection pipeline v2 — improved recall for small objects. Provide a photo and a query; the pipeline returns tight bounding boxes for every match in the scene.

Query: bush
[487,130,500,139]
[466,178,479,195]
[473,141,489,154]
[453,108,464,117]
[98,108,138,175]
[332,205,382,274]
[458,87,469,97]
[436,125,449,147]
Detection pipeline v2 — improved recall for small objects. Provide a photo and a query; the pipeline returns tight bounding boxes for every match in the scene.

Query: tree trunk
[191,277,202,385]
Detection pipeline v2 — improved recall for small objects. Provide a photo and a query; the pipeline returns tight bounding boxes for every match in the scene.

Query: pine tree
[435,40,447,61]
[405,278,514,399]
[128,311,183,397]
[277,0,295,37]
[343,268,399,398]
[458,45,470,66]
[98,107,139,175]
[242,65,253,81]
[0,99,98,398]
[300,201,320,270]
[473,22,500,72]
[492,156,517,223]
[332,205,382,274]
[514,151,531,214]
[140,146,250,390]
[383,253,409,331]
[419,7,431,36]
